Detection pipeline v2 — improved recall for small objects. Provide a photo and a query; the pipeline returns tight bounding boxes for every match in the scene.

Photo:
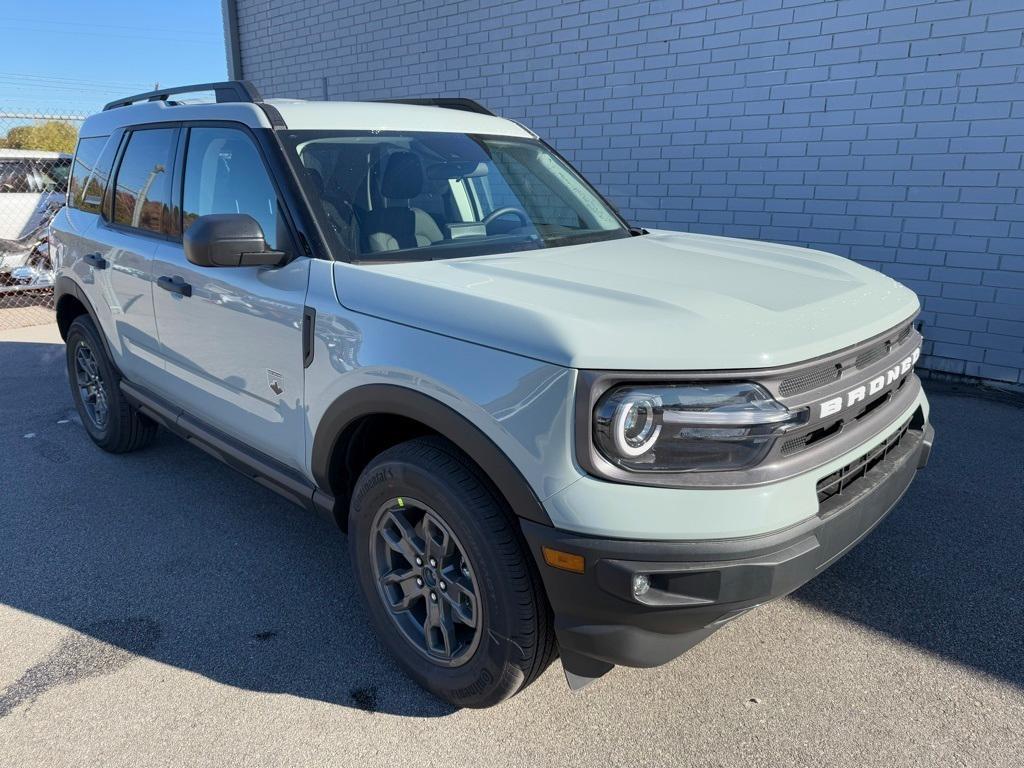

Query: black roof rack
[103,80,263,111]
[375,98,495,116]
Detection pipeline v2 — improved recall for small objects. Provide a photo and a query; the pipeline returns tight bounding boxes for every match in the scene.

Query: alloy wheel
[370,498,482,667]
[74,341,109,430]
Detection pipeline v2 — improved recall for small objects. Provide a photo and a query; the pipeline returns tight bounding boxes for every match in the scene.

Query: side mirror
[183,213,285,268]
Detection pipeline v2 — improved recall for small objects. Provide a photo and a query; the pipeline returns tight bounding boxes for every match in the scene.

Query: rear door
[91,126,180,384]
[150,123,310,472]
[52,130,170,386]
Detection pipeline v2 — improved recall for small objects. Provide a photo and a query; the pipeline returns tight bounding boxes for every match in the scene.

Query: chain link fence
[0,107,86,331]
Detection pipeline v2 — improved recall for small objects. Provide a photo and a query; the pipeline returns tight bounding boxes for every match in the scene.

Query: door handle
[157,275,192,298]
[83,252,108,270]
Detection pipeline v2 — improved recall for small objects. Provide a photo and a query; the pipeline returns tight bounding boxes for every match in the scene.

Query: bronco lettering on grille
[819,347,920,419]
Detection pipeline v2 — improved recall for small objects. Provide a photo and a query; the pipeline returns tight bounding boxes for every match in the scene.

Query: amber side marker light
[542,547,585,574]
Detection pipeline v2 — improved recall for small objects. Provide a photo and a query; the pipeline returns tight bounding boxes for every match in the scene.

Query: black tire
[348,436,556,708]
[66,314,157,453]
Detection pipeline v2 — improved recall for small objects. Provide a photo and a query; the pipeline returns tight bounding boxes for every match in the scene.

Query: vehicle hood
[333,230,920,370]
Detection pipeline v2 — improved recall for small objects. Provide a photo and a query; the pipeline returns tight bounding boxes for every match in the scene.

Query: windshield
[280,130,629,261]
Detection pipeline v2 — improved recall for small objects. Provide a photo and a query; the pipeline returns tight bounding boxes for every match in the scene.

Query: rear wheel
[66,315,157,453]
[349,436,556,708]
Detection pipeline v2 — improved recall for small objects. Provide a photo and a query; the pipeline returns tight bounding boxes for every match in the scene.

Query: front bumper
[521,416,934,681]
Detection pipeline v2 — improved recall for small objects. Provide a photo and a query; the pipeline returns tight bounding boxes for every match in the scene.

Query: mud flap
[560,649,614,691]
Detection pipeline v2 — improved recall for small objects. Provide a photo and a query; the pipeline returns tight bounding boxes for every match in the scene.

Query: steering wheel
[482,206,529,229]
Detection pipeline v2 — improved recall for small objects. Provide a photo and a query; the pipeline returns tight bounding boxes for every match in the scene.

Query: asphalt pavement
[1,324,1021,767]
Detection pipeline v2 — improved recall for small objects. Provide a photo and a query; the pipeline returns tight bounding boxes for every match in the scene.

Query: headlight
[593,382,808,472]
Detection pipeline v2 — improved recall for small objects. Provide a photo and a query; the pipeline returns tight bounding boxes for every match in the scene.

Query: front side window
[182,126,282,249]
[280,131,627,261]
[112,128,176,234]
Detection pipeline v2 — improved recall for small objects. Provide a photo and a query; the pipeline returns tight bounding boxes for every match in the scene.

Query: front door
[150,124,309,472]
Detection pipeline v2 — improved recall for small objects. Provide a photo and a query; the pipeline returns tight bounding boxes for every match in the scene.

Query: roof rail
[103,80,263,111]
[375,98,496,117]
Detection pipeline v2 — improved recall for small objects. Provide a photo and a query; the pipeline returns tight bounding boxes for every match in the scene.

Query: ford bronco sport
[51,81,934,708]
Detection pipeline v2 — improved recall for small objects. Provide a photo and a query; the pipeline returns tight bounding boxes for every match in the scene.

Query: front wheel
[348,437,555,708]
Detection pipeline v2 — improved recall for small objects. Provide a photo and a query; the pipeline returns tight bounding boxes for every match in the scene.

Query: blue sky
[0,0,227,118]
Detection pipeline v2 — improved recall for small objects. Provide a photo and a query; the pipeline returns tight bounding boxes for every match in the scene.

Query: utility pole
[131,165,166,228]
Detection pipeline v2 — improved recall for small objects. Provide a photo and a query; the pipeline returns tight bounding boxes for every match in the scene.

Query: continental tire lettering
[352,466,394,509]
[451,668,494,699]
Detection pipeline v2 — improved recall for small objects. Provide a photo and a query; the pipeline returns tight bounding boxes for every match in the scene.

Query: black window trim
[275,129,635,264]
[175,120,302,260]
[92,118,341,264]
[102,124,182,243]
[69,133,118,212]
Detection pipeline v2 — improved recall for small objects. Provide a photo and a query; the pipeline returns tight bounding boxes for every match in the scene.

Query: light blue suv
[52,81,933,707]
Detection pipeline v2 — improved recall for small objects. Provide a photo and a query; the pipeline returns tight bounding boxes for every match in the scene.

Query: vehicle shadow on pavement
[3,339,1022,717]
[792,380,1024,690]
[0,339,454,718]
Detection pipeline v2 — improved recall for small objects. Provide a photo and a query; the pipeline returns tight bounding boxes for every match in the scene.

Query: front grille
[780,363,842,397]
[815,419,911,505]
[778,322,916,399]
[855,341,891,369]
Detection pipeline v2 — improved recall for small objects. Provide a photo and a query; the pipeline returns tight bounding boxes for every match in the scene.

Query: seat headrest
[381,151,424,200]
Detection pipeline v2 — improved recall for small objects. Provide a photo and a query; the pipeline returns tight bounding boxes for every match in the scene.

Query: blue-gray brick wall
[232,0,1024,384]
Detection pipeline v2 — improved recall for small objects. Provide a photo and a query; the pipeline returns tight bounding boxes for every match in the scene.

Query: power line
[0,72,152,89]
[8,22,223,46]
[3,15,223,38]
[0,81,141,96]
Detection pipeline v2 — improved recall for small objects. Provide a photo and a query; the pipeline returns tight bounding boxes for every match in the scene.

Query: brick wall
[231,0,1024,384]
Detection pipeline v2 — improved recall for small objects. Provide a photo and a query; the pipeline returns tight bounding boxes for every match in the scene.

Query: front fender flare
[311,384,553,526]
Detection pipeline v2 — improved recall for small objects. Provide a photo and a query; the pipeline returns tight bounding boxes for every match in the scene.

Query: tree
[0,120,79,153]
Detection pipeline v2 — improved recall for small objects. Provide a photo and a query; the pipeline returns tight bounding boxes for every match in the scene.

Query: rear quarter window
[70,136,117,214]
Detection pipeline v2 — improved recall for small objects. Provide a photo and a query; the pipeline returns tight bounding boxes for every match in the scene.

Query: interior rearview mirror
[183,213,285,268]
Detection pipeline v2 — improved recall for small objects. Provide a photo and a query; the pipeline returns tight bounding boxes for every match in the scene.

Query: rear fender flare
[54,275,116,363]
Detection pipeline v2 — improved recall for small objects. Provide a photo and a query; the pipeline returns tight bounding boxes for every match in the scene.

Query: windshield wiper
[542,230,631,247]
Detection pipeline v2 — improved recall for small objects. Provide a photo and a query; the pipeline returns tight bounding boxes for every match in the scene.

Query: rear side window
[70,137,116,213]
[112,128,176,234]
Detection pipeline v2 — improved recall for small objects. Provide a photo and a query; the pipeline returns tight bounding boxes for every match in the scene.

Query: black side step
[120,380,335,523]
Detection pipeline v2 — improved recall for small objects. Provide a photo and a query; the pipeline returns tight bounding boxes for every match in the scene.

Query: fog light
[632,573,650,597]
